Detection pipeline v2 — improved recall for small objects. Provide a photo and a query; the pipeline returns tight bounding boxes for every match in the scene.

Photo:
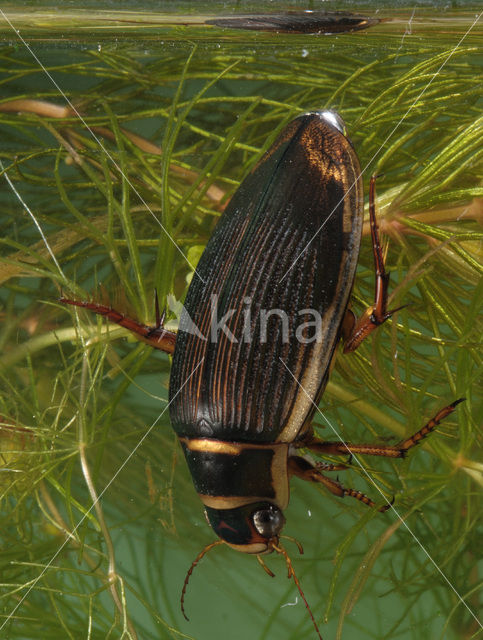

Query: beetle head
[204,502,285,553]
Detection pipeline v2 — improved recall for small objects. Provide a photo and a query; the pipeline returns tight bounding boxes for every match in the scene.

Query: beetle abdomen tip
[300,110,346,136]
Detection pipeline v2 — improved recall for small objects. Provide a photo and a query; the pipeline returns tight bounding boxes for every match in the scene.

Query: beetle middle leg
[343,174,405,353]
[303,399,463,459]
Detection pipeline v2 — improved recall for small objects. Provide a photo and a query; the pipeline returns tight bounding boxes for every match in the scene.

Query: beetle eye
[252,504,285,538]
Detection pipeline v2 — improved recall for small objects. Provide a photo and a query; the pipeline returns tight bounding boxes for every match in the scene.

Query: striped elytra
[169,111,363,444]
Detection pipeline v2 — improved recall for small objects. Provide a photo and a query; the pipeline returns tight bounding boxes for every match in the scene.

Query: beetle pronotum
[61,111,462,639]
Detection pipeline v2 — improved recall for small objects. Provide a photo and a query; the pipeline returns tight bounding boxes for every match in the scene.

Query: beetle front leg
[343,174,405,353]
[288,455,388,511]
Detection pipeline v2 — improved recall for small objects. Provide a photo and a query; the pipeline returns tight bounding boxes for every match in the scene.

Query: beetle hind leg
[343,174,406,353]
[60,288,177,354]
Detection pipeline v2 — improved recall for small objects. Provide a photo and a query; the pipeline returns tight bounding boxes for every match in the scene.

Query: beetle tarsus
[342,487,378,509]
[379,495,395,513]
[397,398,465,453]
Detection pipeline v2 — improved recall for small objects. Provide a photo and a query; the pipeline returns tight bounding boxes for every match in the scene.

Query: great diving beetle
[61,111,462,639]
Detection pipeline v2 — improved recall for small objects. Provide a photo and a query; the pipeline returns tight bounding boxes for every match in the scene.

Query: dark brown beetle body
[205,12,380,34]
[61,110,462,638]
[169,111,363,552]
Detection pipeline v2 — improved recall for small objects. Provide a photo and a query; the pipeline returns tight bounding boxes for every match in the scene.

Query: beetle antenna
[280,534,304,555]
[272,543,323,640]
[256,554,276,577]
[181,540,223,621]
